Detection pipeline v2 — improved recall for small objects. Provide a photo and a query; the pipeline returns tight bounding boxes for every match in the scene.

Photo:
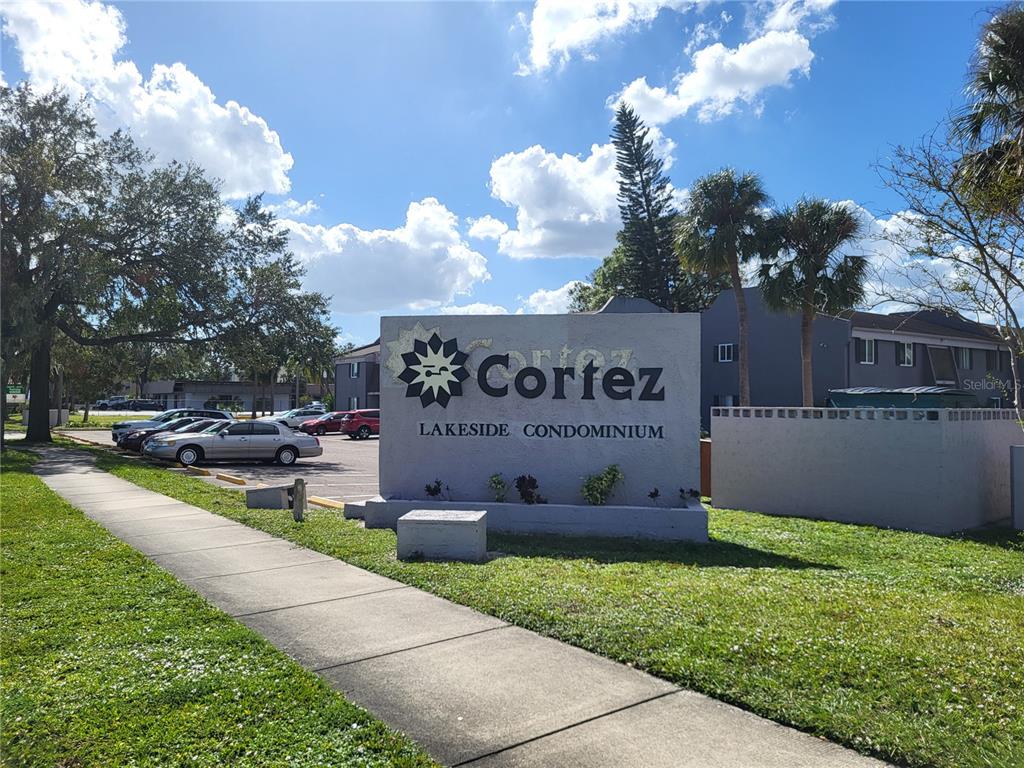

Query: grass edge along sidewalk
[0,448,438,768]
[61,439,1024,768]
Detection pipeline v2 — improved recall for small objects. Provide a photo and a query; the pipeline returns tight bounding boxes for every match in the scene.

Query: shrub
[580,465,623,506]
[487,473,508,502]
[424,479,443,498]
[513,474,545,504]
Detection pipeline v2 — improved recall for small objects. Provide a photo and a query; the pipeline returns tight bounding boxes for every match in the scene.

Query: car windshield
[160,418,193,430]
[154,411,182,422]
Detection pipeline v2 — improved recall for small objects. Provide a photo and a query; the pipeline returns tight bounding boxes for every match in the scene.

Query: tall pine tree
[571,104,727,312]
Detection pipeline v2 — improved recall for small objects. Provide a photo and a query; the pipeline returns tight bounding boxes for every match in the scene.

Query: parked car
[124,398,163,411]
[263,406,328,429]
[340,409,380,439]
[116,416,208,452]
[144,420,322,466]
[94,395,128,410]
[111,408,232,442]
[299,411,352,436]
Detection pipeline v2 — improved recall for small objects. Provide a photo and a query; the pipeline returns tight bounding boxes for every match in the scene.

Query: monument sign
[378,312,701,513]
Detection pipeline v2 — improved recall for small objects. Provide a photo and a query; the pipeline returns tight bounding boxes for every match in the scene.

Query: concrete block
[1013,445,1024,531]
[397,509,487,562]
[246,485,292,509]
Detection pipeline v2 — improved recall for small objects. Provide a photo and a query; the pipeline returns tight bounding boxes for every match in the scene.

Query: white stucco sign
[378,312,701,509]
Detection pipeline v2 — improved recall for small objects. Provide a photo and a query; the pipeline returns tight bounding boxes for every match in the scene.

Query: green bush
[580,464,623,506]
[487,473,508,502]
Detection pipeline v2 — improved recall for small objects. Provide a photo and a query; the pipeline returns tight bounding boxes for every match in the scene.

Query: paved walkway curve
[31,447,889,768]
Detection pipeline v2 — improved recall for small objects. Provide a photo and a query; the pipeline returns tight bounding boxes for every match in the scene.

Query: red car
[340,409,379,439]
[299,411,351,436]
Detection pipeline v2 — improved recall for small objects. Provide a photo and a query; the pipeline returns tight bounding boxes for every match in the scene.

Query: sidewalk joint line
[231,585,411,618]
[312,625,512,673]
[149,537,302,556]
[118,522,245,539]
[452,689,683,767]
[188,557,336,580]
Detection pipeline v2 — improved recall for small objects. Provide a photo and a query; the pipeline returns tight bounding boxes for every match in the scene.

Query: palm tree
[678,169,770,406]
[759,199,866,407]
[954,5,1024,198]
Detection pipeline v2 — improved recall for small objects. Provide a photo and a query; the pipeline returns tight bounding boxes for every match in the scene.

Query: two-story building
[701,289,1015,430]
[334,340,381,411]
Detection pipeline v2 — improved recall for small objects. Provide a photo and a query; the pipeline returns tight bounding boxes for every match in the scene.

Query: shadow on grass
[953,525,1024,552]
[489,532,837,570]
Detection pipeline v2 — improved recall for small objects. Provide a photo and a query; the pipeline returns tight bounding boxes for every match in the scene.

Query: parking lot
[60,429,380,503]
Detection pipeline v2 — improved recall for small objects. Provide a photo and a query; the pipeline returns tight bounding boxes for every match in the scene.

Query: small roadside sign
[5,385,26,404]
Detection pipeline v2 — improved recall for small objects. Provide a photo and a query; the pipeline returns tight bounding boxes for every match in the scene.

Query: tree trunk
[1,357,7,453]
[800,307,815,407]
[83,402,91,425]
[26,332,53,443]
[729,258,751,407]
[54,369,64,426]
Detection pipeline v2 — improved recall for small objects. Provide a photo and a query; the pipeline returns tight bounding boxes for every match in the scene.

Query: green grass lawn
[0,449,437,768]
[60,412,127,429]
[62,441,1024,768]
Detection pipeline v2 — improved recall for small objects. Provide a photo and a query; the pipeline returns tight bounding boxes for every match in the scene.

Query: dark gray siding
[848,340,931,389]
[334,359,381,410]
[701,289,849,430]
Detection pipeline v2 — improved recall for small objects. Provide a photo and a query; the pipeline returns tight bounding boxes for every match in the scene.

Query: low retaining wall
[711,407,1022,534]
[349,498,708,542]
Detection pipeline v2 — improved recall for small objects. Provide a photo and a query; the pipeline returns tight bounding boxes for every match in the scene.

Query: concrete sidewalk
[31,447,888,768]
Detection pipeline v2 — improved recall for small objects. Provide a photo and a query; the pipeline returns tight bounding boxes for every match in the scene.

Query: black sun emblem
[397,333,470,408]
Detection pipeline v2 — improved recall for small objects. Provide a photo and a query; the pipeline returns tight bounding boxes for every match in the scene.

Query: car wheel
[176,445,203,466]
[98,404,108,411]
[316,426,326,436]
[276,446,298,465]
[357,425,371,439]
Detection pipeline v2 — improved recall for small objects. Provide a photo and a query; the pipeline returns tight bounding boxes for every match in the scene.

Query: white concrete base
[1013,446,1024,531]
[355,497,708,542]
[397,509,487,562]
[246,485,292,509]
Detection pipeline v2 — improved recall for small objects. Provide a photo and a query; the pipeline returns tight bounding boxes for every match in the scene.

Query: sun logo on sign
[397,333,470,408]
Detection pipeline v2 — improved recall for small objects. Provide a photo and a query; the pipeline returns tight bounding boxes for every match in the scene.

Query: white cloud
[485,126,679,259]
[684,11,732,57]
[520,280,586,314]
[467,215,510,240]
[488,142,620,259]
[264,198,320,218]
[282,198,489,313]
[754,0,835,34]
[521,0,693,73]
[0,0,293,198]
[438,302,510,315]
[614,29,814,124]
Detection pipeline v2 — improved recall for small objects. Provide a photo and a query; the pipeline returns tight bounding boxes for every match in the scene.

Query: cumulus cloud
[0,0,293,198]
[467,215,510,240]
[520,0,693,74]
[754,0,836,34]
[614,29,814,124]
[438,303,510,315]
[264,198,320,218]
[281,198,489,313]
[488,142,620,259]
[521,280,586,314]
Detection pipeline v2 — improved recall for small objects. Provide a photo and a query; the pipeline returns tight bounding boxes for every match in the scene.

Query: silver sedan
[143,420,323,466]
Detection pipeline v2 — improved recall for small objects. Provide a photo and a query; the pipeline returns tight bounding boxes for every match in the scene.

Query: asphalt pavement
[58,429,380,503]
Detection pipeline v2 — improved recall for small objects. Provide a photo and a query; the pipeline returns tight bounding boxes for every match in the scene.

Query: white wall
[711,407,1023,534]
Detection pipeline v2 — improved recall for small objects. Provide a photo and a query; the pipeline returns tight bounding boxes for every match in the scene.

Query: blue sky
[1,1,989,344]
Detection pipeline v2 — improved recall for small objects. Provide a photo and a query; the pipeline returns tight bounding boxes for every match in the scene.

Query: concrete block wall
[711,407,1023,534]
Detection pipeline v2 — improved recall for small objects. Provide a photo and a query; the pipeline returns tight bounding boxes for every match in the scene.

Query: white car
[144,420,323,466]
[111,408,232,442]
[261,406,327,429]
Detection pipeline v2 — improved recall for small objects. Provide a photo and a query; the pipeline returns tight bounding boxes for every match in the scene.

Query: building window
[954,347,973,370]
[716,343,735,363]
[898,342,914,367]
[713,394,737,407]
[350,362,360,378]
[855,338,876,365]
[348,396,359,410]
